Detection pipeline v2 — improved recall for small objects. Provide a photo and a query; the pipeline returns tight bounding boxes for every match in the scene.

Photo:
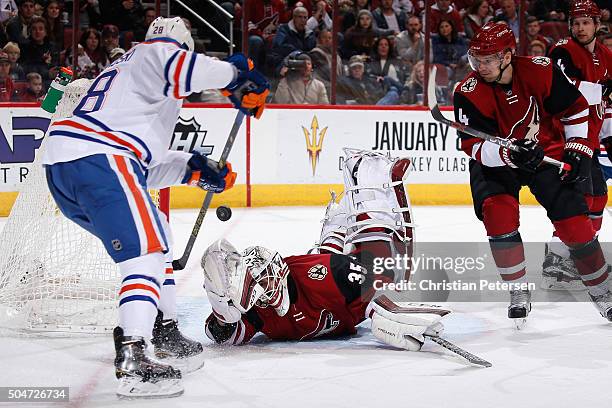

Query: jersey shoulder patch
[531,56,551,66]
[460,77,478,93]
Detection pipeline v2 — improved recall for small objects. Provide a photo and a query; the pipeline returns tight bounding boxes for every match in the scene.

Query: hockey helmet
[468,22,516,71]
[228,246,290,317]
[145,17,194,51]
[569,0,601,22]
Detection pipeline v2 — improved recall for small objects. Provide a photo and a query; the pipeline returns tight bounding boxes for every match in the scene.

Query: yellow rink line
[0,184,541,217]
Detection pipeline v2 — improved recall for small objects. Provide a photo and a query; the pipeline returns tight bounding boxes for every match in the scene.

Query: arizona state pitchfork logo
[302,116,328,176]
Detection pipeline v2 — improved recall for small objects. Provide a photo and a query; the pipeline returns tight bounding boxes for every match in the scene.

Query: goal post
[0,79,169,335]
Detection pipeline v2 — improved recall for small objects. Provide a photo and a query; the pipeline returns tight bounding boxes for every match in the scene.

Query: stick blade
[172,259,186,271]
[425,335,492,368]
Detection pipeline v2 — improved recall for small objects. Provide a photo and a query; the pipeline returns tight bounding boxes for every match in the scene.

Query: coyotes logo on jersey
[508,96,541,143]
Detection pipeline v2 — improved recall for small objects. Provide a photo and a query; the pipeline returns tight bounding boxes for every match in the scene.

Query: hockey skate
[589,290,612,322]
[540,245,584,291]
[114,326,183,399]
[152,312,205,373]
[508,289,531,330]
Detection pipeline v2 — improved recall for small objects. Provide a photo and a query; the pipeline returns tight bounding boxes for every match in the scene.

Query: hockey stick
[424,334,492,368]
[172,110,246,270]
[427,66,571,172]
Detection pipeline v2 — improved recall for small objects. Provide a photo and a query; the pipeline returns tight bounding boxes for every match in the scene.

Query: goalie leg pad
[342,149,415,281]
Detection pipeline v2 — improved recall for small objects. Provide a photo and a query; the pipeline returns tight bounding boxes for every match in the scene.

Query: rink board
[3,102,601,215]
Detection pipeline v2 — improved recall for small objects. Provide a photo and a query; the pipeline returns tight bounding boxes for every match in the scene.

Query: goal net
[0,79,169,335]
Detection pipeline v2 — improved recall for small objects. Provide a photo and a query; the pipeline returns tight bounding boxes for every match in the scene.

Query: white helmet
[145,16,194,51]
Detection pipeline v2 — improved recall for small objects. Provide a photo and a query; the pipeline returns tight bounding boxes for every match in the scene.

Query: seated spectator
[307,1,332,32]
[340,0,371,33]
[3,41,25,80]
[101,24,120,56]
[133,6,156,42]
[494,0,520,39]
[78,28,107,77]
[0,51,15,101]
[269,7,316,74]
[529,0,568,22]
[392,0,413,15]
[396,15,429,79]
[521,16,552,55]
[20,16,60,82]
[429,0,464,35]
[464,0,493,39]
[65,43,97,78]
[17,71,43,101]
[64,0,102,29]
[337,54,401,105]
[274,52,329,104]
[368,36,401,82]
[432,19,469,83]
[372,0,407,34]
[342,9,392,58]
[43,1,63,46]
[246,0,290,69]
[1,1,17,24]
[309,28,342,95]
[101,0,143,32]
[401,60,446,105]
[108,47,125,63]
[5,0,35,44]
[527,39,547,56]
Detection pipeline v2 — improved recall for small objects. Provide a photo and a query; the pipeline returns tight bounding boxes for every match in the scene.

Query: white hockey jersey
[42,38,235,188]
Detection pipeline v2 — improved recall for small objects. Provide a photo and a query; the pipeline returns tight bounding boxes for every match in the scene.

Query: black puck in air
[216,205,232,221]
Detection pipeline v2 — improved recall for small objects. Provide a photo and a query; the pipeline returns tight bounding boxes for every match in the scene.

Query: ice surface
[1,205,611,408]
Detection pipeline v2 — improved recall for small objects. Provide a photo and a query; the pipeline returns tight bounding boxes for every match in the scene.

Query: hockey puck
[216,206,232,221]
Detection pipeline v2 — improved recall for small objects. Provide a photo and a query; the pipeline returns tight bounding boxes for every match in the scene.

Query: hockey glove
[502,139,544,172]
[183,152,237,193]
[559,138,593,183]
[223,53,270,119]
[366,295,450,352]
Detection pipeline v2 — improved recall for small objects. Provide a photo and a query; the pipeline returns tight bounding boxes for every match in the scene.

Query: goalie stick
[424,334,492,368]
[173,110,246,270]
[426,66,571,172]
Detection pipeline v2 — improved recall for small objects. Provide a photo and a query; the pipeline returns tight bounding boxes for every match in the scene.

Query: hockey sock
[158,252,177,321]
[118,252,165,338]
[489,231,528,284]
[569,238,610,296]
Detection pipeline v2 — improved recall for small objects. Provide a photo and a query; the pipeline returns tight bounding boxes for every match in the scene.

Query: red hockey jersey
[549,37,612,144]
[453,56,590,168]
[206,253,380,345]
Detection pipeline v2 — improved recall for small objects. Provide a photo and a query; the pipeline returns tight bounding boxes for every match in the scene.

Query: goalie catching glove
[224,53,270,119]
[367,295,450,351]
[183,152,236,193]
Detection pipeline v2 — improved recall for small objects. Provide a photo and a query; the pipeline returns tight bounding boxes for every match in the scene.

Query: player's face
[469,52,504,82]
[571,17,598,44]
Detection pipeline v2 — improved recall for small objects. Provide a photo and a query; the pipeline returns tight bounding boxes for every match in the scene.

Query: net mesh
[0,79,163,335]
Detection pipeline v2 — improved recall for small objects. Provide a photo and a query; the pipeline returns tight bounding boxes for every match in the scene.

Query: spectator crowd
[0,0,610,105]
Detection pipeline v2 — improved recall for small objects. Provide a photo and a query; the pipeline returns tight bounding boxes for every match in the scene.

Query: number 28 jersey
[42,38,235,172]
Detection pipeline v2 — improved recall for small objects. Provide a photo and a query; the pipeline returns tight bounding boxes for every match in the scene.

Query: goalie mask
[228,246,291,317]
[146,17,194,51]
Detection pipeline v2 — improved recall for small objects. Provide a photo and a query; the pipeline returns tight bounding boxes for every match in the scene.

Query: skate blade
[540,278,585,292]
[512,318,527,330]
[162,353,206,374]
[116,377,184,399]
